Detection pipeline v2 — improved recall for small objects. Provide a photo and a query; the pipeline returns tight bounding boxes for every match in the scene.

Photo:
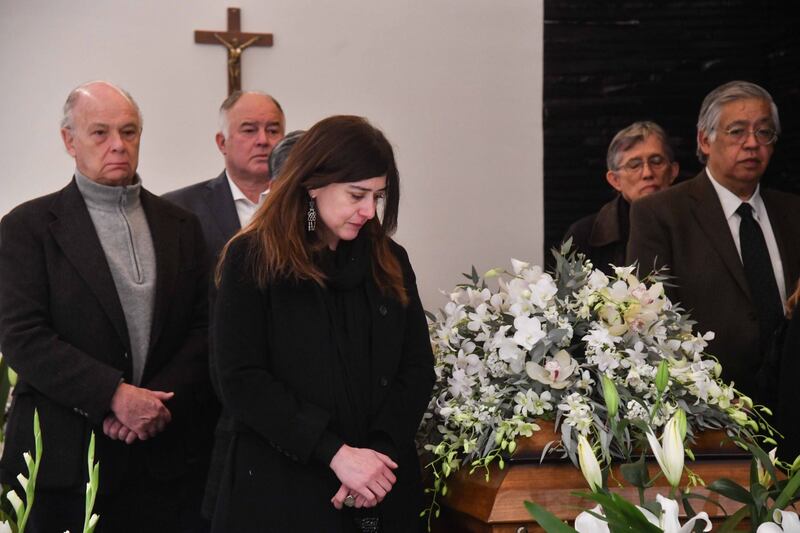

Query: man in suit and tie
[163,91,285,520]
[0,81,212,532]
[627,80,800,403]
[164,91,286,259]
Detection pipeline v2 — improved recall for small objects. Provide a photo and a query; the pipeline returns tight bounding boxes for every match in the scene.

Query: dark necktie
[736,202,783,353]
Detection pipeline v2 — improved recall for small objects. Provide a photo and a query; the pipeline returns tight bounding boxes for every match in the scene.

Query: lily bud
[646,413,684,488]
[577,434,603,492]
[673,408,687,440]
[655,360,669,393]
[601,375,619,418]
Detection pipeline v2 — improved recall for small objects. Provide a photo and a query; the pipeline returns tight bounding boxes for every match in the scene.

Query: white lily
[576,434,603,492]
[0,520,13,533]
[757,509,800,533]
[637,494,712,533]
[646,411,685,487]
[574,504,609,533]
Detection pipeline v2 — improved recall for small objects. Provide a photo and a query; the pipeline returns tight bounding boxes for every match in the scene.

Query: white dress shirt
[706,168,787,305]
[227,175,269,228]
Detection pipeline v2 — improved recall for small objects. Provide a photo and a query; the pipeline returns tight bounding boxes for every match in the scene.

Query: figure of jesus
[214,33,261,93]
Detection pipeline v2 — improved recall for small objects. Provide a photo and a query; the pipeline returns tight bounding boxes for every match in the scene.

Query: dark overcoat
[211,236,435,532]
[0,178,212,494]
[163,171,241,262]
[163,170,240,517]
[564,194,628,275]
[627,171,800,398]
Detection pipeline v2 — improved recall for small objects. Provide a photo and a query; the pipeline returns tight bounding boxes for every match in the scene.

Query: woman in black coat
[210,115,435,532]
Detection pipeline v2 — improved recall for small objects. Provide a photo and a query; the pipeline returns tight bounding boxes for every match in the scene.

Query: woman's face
[310,175,386,250]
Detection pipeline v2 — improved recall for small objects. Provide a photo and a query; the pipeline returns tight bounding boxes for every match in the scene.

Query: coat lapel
[589,195,622,247]
[141,190,180,357]
[687,172,751,299]
[48,179,131,350]
[205,172,241,239]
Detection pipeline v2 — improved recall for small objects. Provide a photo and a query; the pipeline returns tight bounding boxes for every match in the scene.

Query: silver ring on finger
[344,494,356,508]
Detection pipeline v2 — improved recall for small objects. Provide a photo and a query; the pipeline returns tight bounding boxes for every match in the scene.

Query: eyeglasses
[618,155,668,174]
[721,126,778,146]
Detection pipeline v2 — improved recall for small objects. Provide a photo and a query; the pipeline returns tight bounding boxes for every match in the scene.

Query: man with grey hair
[164,91,285,258]
[564,121,678,275]
[627,80,800,402]
[0,81,213,531]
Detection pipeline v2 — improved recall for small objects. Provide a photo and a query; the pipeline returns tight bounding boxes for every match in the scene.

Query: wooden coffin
[431,422,751,533]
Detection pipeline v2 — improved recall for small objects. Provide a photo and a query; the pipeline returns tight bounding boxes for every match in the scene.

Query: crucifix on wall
[194,7,273,95]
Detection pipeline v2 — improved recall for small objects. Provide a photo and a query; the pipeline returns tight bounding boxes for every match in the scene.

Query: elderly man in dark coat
[564,121,678,274]
[0,81,212,533]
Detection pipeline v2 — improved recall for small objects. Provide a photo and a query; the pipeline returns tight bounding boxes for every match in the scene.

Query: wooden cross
[195,7,273,95]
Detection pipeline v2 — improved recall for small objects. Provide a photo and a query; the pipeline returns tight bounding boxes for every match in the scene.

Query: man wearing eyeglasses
[564,121,678,275]
[627,80,800,403]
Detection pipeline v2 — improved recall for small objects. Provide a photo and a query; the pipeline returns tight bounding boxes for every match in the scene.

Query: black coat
[163,171,240,517]
[564,195,628,275]
[0,179,212,494]
[778,303,800,460]
[211,236,435,532]
[163,171,241,262]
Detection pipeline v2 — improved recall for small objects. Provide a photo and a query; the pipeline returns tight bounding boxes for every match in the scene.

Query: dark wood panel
[543,1,800,262]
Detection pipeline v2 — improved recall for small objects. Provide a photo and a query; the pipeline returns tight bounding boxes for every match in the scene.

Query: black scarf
[319,234,373,446]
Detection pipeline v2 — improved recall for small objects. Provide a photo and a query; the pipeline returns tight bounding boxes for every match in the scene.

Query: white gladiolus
[6,489,23,513]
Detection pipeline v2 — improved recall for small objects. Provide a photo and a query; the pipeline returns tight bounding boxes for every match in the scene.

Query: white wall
[0,0,544,309]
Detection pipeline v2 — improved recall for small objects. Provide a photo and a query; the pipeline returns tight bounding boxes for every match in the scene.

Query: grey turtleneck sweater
[75,171,156,386]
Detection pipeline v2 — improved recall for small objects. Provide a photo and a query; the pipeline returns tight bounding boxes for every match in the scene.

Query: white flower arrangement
[418,243,765,522]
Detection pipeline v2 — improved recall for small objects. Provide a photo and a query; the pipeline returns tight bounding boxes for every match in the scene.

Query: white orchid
[757,509,800,533]
[513,315,546,351]
[526,350,577,389]
[756,447,778,488]
[646,412,685,487]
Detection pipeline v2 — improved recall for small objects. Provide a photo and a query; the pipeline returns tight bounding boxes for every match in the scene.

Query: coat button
[379,376,389,387]
[378,305,388,316]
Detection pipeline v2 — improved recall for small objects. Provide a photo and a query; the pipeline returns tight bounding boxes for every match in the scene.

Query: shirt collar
[706,167,765,222]
[226,173,269,206]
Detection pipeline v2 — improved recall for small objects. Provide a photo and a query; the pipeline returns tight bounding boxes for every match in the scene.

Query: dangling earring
[307,197,317,231]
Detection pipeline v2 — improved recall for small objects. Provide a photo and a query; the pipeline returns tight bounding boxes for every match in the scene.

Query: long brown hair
[218,115,407,305]
[788,279,800,318]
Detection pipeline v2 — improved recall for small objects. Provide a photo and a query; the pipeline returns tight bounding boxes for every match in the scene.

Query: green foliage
[524,501,578,533]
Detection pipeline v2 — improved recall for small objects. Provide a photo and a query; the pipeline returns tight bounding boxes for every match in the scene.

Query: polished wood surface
[432,422,751,532]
